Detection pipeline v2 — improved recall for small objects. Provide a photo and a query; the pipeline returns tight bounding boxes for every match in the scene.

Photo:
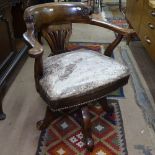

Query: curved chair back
[24,3,92,54]
[24,2,134,56]
[24,3,92,29]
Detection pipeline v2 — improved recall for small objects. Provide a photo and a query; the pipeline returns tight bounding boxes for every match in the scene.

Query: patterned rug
[36,101,127,155]
[106,17,128,28]
[36,44,128,155]
[102,5,140,41]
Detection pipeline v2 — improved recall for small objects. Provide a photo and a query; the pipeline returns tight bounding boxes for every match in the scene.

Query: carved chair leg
[81,106,94,152]
[99,97,114,114]
[0,90,6,120]
[36,106,58,130]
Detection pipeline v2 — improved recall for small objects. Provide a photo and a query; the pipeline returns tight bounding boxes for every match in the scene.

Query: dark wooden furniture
[23,2,134,151]
[126,0,155,62]
[0,0,36,120]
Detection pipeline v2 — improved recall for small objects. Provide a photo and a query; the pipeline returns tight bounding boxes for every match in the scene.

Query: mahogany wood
[104,34,123,57]
[42,24,72,54]
[23,2,134,151]
[81,106,94,152]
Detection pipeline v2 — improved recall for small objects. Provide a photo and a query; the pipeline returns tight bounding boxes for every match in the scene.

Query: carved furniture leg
[99,97,114,114]
[0,89,6,120]
[36,106,58,130]
[81,106,94,152]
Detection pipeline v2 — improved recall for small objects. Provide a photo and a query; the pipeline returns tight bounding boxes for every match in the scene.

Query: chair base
[36,97,113,151]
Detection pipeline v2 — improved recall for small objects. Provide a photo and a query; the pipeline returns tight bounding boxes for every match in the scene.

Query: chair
[23,2,134,151]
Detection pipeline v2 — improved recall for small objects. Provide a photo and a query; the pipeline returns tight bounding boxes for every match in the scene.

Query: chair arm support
[90,19,135,36]
[104,34,123,57]
[23,32,43,58]
[23,21,44,58]
[90,19,136,57]
[23,21,44,84]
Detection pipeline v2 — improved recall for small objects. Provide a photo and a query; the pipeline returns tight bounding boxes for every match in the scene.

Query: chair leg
[81,106,94,152]
[99,97,114,114]
[36,107,58,130]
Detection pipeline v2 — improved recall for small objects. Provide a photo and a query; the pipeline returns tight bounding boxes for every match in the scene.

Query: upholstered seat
[39,49,129,111]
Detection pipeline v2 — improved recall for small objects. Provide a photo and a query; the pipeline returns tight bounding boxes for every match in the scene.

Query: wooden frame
[23,2,135,151]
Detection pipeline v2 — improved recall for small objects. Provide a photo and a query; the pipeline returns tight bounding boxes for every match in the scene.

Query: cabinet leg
[0,93,6,120]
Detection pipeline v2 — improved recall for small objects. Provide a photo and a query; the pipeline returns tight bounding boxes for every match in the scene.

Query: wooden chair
[23,2,134,151]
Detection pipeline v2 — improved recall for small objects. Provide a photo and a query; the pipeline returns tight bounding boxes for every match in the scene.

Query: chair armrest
[91,19,135,36]
[23,22,44,58]
[90,19,135,57]
[90,19,136,57]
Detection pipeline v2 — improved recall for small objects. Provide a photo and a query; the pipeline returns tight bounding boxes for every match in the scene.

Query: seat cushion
[39,49,129,110]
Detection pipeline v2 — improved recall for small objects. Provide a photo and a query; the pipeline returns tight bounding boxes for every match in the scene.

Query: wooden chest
[126,0,155,62]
